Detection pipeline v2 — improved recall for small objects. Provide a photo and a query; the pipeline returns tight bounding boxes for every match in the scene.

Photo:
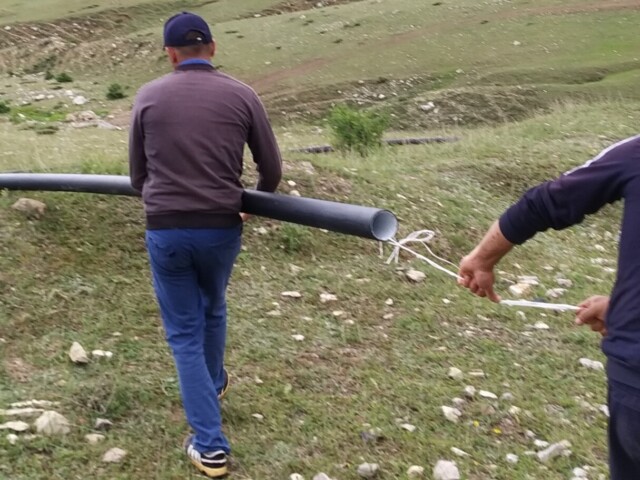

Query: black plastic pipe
[288,136,459,154]
[0,173,398,242]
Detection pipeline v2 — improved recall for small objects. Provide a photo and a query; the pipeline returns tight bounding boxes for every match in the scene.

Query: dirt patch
[4,356,36,383]
[241,0,365,19]
[250,57,331,93]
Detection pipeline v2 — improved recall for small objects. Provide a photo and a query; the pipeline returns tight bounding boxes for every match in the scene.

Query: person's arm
[247,94,282,193]
[128,98,148,193]
[459,136,639,301]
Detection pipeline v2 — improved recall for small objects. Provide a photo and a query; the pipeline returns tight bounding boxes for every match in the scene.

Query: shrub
[279,223,312,253]
[106,83,127,100]
[328,104,389,157]
[45,70,54,80]
[0,101,10,114]
[55,72,73,83]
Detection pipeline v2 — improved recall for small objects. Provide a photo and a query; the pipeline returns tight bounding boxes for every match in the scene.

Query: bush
[328,104,389,157]
[106,83,127,100]
[0,101,10,114]
[279,223,312,253]
[45,70,54,80]
[55,72,73,83]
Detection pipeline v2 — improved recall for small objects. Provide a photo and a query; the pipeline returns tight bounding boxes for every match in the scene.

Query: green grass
[0,99,630,479]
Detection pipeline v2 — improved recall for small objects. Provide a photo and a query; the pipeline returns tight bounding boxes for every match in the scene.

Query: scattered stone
[85,433,106,444]
[385,298,394,306]
[69,342,90,364]
[452,398,465,408]
[599,404,610,418]
[251,413,264,421]
[448,367,464,380]
[291,334,305,342]
[579,358,604,371]
[256,226,268,235]
[534,439,550,449]
[508,283,532,297]
[557,278,573,288]
[406,269,426,283]
[332,310,345,317]
[533,321,550,330]
[479,390,498,400]
[0,421,30,432]
[468,370,485,378]
[450,447,469,457]
[500,392,515,402]
[400,423,416,432]
[6,433,18,444]
[407,465,425,477]
[282,291,302,299]
[0,408,44,418]
[441,406,462,423]
[506,453,519,464]
[419,102,436,112]
[290,190,301,197]
[290,474,305,480]
[320,293,338,303]
[433,460,460,480]
[34,411,70,435]
[11,198,46,219]
[508,406,522,416]
[360,427,384,443]
[383,313,394,320]
[34,94,46,101]
[91,350,113,360]
[10,400,57,409]
[72,95,88,105]
[463,386,476,398]
[357,462,379,478]
[513,40,522,46]
[572,467,588,478]
[537,440,571,463]
[94,418,113,431]
[546,288,567,299]
[102,447,127,463]
[66,110,97,122]
[516,311,527,321]
[524,450,537,456]
[525,430,536,439]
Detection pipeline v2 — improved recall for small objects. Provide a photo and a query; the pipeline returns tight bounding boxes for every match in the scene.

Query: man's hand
[240,213,252,222]
[458,254,500,303]
[575,295,609,336]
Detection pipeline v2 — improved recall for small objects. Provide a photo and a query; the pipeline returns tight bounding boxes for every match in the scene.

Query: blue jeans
[609,379,640,479]
[145,227,242,454]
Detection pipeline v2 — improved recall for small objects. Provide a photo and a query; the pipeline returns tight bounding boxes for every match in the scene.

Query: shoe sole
[188,457,228,478]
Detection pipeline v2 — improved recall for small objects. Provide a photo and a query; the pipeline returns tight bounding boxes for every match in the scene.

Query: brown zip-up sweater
[129,63,282,229]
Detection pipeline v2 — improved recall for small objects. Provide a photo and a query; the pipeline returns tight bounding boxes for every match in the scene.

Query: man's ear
[210,41,216,59]
[166,47,179,66]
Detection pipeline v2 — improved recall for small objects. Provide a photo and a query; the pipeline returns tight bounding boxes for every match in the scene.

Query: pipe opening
[371,210,398,242]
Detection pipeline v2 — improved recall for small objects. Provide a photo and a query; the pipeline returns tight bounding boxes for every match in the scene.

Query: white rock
[94,418,113,430]
[448,367,464,380]
[0,421,30,432]
[579,358,604,371]
[292,334,305,342]
[287,180,297,187]
[282,291,302,299]
[419,102,436,112]
[452,398,465,408]
[433,460,460,480]
[407,465,425,477]
[513,40,522,46]
[34,411,70,435]
[400,423,416,432]
[506,453,519,464]
[10,400,58,409]
[533,321,550,330]
[557,278,573,288]
[0,408,44,418]
[320,293,338,303]
[332,310,345,317]
[290,475,305,480]
[479,390,498,400]
[102,447,127,463]
[572,467,588,478]
[69,342,89,364]
[252,413,264,421]
[534,439,550,449]
[463,386,476,398]
[91,350,113,360]
[34,94,46,101]
[546,288,567,299]
[441,406,462,423]
[468,370,485,378]
[509,283,532,297]
[518,275,540,285]
[6,433,18,444]
[406,269,426,283]
[357,462,379,478]
[290,190,302,197]
[73,95,88,105]
[256,226,268,235]
[450,447,469,457]
[508,406,522,416]
[599,404,610,417]
[500,392,515,402]
[85,433,106,444]
[516,311,527,321]
[313,474,332,480]
[385,298,394,306]
[537,440,571,463]
[524,450,537,456]
[12,198,46,219]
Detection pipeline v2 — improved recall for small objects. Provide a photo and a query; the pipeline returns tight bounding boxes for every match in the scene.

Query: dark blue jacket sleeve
[500,136,640,244]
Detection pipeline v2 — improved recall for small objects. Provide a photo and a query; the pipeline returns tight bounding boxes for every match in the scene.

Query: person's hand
[458,252,501,303]
[575,295,609,336]
[240,213,252,222]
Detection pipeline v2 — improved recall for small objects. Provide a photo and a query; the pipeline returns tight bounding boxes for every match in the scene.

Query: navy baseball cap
[163,12,213,47]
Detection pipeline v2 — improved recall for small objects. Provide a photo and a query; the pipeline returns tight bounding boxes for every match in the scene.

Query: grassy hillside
[0,0,637,478]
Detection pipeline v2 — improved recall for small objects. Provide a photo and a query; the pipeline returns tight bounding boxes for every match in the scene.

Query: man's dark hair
[175,30,212,56]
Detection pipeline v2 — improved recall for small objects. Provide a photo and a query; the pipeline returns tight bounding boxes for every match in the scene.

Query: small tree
[106,83,126,100]
[328,105,389,157]
[55,72,73,83]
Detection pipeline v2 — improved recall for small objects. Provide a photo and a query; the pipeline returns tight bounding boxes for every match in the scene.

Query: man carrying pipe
[129,12,282,478]
[457,135,640,479]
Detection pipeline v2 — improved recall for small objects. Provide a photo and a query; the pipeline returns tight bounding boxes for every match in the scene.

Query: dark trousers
[610,379,640,479]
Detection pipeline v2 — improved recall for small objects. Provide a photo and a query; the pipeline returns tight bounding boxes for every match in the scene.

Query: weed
[0,101,10,114]
[279,223,312,253]
[328,104,389,157]
[55,72,74,83]
[106,83,127,100]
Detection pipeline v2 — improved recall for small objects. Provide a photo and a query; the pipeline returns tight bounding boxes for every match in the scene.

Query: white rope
[386,230,580,313]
